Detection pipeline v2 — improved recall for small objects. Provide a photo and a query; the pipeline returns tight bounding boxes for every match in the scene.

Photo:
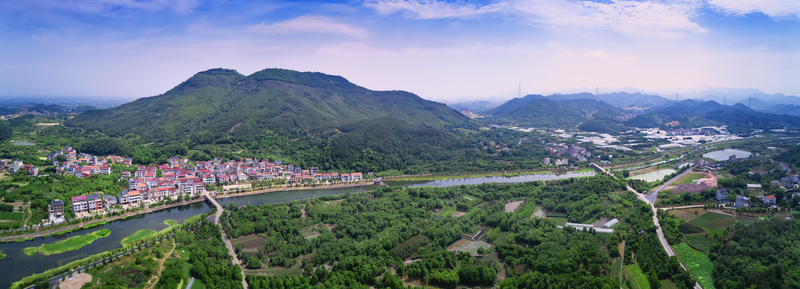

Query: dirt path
[145,241,176,289]
[22,205,31,227]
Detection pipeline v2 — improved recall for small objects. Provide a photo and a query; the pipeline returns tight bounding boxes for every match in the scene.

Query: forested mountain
[547,92,672,108]
[485,96,623,127]
[624,99,800,130]
[447,100,500,113]
[67,68,473,143]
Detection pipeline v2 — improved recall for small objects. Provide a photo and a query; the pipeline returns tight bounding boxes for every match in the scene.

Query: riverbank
[384,168,595,181]
[215,181,375,200]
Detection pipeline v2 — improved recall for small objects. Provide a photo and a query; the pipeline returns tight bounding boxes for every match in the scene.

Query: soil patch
[504,200,524,213]
[666,172,717,194]
[232,235,266,251]
[59,273,92,289]
[591,217,610,228]
[452,211,466,218]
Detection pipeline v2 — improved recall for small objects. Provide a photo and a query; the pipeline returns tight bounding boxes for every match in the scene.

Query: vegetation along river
[0,171,594,288]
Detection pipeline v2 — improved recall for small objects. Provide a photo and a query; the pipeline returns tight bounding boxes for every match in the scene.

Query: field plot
[547,216,567,226]
[0,211,24,221]
[611,258,622,279]
[673,243,714,289]
[447,239,492,256]
[684,234,710,252]
[792,210,800,220]
[439,207,455,217]
[389,235,429,259]
[504,200,524,212]
[660,280,679,289]
[689,212,734,230]
[675,172,705,185]
[530,206,545,218]
[232,235,266,251]
[670,208,705,223]
[623,264,650,289]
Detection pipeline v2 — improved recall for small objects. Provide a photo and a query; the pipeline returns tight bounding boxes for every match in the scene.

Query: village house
[716,188,729,202]
[71,196,88,213]
[103,195,117,208]
[86,193,103,212]
[49,199,64,219]
[762,195,777,206]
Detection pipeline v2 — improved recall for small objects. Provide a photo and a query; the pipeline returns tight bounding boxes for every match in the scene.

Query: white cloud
[584,50,612,59]
[708,0,800,18]
[250,16,369,38]
[364,0,505,19]
[364,0,708,38]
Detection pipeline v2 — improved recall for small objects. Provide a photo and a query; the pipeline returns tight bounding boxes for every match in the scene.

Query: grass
[11,250,120,289]
[0,252,6,260]
[164,219,178,226]
[547,217,567,226]
[623,264,650,289]
[121,229,157,247]
[82,220,108,229]
[689,212,735,230]
[36,229,112,255]
[684,234,710,252]
[0,211,24,221]
[660,279,679,289]
[673,243,715,289]
[675,172,704,185]
[24,247,38,256]
[439,207,456,217]
[191,279,204,289]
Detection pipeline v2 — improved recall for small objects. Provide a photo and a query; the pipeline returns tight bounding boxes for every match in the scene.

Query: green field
[684,234,710,252]
[611,258,622,279]
[191,279,204,289]
[547,216,567,226]
[675,172,704,185]
[689,212,735,230]
[23,247,37,256]
[164,219,178,226]
[82,220,108,229]
[439,207,456,217]
[0,211,24,221]
[660,279,679,289]
[791,210,800,220]
[623,264,650,289]
[36,229,112,255]
[121,229,157,247]
[673,243,715,289]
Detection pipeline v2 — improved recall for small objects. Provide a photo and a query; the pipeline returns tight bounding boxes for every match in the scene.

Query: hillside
[67,68,473,143]
[547,92,671,108]
[625,100,800,130]
[485,97,623,127]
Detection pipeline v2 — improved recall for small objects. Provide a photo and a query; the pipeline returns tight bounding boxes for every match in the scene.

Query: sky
[1,0,799,102]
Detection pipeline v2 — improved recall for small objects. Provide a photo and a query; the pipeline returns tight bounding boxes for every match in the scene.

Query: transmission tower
[724,94,726,105]
[518,84,521,98]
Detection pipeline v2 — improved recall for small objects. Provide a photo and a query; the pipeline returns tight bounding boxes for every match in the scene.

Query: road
[203,193,248,289]
[644,166,696,203]
[592,163,702,289]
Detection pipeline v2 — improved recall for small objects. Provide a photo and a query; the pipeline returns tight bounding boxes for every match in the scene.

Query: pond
[629,169,677,182]
[0,202,213,289]
[384,171,596,188]
[702,149,752,161]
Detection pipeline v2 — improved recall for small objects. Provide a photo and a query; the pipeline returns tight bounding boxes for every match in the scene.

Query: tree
[477,247,485,255]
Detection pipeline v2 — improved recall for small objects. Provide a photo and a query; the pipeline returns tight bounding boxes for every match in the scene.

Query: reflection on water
[702,149,752,161]
[629,169,677,182]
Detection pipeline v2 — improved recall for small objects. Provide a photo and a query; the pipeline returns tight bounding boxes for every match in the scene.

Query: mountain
[66,68,473,143]
[547,92,671,108]
[625,99,800,131]
[485,96,623,128]
[447,100,501,113]
[675,86,800,106]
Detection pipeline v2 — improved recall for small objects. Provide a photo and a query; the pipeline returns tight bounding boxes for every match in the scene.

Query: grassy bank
[11,250,117,289]
[33,229,112,256]
[82,220,108,229]
[121,229,157,247]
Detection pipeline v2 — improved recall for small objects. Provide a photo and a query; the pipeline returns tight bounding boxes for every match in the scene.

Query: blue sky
[1,0,798,102]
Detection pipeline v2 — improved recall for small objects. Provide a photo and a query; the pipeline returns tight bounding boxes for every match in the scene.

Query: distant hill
[67,68,473,143]
[546,92,672,108]
[447,100,501,113]
[484,96,623,128]
[625,99,800,130]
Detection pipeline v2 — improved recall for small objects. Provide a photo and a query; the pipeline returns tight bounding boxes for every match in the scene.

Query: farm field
[504,200,524,212]
[675,172,705,185]
[623,264,650,289]
[232,235,266,251]
[689,212,735,230]
[611,258,622,279]
[673,243,715,289]
[670,208,706,222]
[0,211,24,221]
[447,239,492,256]
[439,206,456,217]
[660,280,679,289]
[684,234,710,252]
[547,216,567,226]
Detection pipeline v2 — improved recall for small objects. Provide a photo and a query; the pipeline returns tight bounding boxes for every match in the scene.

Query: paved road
[203,193,248,289]
[645,166,696,203]
[662,205,706,211]
[592,163,702,289]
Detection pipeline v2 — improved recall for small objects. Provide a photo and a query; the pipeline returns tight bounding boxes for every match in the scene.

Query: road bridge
[203,193,248,289]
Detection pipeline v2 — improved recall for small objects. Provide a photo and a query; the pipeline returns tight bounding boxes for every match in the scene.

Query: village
[3,146,368,225]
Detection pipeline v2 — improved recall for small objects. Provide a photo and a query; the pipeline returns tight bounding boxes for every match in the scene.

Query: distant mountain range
[482,94,623,128]
[625,99,800,131]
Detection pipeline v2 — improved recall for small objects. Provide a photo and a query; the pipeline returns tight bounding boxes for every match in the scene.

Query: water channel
[0,170,596,288]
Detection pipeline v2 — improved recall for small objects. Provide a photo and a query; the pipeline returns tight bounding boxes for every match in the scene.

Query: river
[1,171,595,287]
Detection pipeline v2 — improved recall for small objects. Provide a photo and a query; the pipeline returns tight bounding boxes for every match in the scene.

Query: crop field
[439,207,456,217]
[660,280,679,289]
[670,208,706,222]
[623,264,650,289]
[389,235,430,259]
[689,212,734,230]
[684,234,710,252]
[34,229,112,256]
[232,235,267,251]
[673,243,715,289]
[504,200,524,212]
[447,239,492,256]
[611,258,622,279]
[675,172,705,185]
[121,229,157,247]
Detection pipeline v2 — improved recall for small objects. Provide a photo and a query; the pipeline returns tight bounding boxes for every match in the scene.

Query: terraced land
[684,234,710,252]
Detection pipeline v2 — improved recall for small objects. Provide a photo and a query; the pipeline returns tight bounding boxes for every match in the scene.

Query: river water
[1,171,594,287]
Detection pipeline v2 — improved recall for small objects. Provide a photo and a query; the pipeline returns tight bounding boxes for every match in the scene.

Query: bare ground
[59,273,92,289]
[591,217,610,228]
[504,200,524,213]
[665,171,718,194]
[452,211,466,218]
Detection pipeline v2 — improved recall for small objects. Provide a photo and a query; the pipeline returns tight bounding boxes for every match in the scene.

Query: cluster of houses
[51,146,131,178]
[543,143,591,163]
[0,159,39,176]
[667,128,720,136]
[479,141,512,155]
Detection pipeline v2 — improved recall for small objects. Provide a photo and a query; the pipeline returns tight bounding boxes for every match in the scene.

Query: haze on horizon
[1,0,799,102]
